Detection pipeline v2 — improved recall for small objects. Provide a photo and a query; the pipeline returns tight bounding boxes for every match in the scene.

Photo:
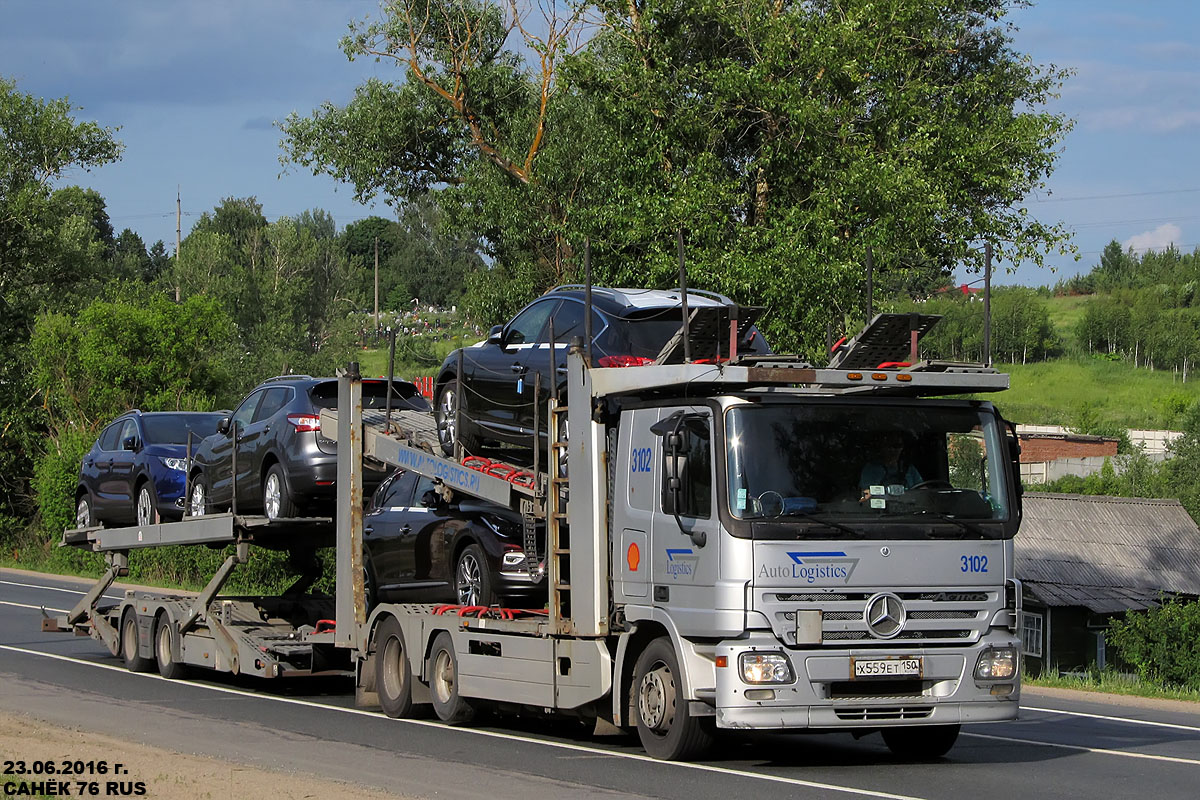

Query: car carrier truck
[48,309,1024,761]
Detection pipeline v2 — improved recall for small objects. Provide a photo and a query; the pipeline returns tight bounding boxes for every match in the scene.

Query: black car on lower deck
[188,376,429,520]
[432,285,770,456]
[363,469,545,608]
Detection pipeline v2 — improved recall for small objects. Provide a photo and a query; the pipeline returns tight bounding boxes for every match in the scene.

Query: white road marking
[0,601,69,614]
[0,643,925,800]
[963,731,1200,766]
[0,578,122,602]
[1020,704,1200,734]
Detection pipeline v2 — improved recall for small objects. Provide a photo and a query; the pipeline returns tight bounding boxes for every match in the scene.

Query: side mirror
[217,417,232,436]
[121,436,139,452]
[420,489,443,509]
[661,455,689,515]
[486,325,504,345]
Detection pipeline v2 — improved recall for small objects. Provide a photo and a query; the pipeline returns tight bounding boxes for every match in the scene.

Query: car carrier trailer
[49,311,1025,761]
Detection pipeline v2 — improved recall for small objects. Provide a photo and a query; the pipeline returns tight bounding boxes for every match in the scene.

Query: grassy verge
[1025,669,1200,703]
[993,356,1200,430]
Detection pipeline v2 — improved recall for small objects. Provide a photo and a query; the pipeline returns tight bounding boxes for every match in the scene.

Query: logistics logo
[757,551,859,584]
[665,548,700,581]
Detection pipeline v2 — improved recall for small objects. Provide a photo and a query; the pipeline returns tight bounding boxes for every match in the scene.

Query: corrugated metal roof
[1017,493,1200,612]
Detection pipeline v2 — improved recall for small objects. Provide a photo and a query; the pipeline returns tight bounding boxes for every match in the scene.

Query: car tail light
[287,413,321,432]
[597,355,655,368]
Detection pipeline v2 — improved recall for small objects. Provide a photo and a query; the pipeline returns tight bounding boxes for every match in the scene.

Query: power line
[1030,187,1200,204]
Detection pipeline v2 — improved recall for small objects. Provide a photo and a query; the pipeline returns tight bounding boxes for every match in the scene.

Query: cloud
[1124,223,1182,253]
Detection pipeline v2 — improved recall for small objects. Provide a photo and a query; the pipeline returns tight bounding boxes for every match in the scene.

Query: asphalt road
[3,567,1199,800]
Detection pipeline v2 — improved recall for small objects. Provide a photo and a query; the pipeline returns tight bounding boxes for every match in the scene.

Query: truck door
[649,409,721,635]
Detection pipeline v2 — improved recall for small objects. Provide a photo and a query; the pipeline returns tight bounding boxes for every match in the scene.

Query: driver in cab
[859,431,922,501]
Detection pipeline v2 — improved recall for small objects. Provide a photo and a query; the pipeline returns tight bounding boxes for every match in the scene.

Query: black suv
[432,286,769,454]
[188,376,429,520]
[76,411,226,528]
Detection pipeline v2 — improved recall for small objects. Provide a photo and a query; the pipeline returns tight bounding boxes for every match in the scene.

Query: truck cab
[607,385,1022,755]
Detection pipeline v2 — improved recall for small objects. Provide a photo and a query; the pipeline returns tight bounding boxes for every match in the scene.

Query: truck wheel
[455,544,494,607]
[633,637,714,761]
[155,616,187,680]
[374,617,414,718]
[882,724,960,759]
[435,380,480,457]
[428,632,475,725]
[135,482,159,526]
[263,464,298,520]
[120,610,153,673]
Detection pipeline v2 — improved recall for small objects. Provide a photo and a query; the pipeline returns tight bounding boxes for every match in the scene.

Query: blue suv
[76,411,226,528]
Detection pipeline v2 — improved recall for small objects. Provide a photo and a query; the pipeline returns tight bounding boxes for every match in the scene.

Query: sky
[2,1,1198,287]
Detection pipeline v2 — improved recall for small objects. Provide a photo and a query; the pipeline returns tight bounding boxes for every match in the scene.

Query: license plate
[852,657,922,679]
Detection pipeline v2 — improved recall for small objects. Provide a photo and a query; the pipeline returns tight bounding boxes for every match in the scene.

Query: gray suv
[187,376,429,520]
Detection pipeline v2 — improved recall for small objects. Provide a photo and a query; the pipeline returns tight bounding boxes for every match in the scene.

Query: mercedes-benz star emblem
[864,592,906,639]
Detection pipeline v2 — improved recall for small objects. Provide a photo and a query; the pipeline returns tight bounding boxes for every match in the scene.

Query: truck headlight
[974,647,1017,681]
[739,652,793,684]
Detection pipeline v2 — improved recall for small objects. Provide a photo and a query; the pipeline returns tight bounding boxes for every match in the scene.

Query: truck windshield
[725,403,1012,534]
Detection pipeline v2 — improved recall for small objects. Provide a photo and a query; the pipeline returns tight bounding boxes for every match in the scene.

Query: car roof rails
[262,374,314,383]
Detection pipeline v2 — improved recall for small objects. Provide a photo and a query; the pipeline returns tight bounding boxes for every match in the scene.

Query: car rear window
[604,308,772,361]
[309,379,425,411]
[142,414,225,444]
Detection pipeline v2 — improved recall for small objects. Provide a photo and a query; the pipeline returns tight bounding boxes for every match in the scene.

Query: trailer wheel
[882,724,960,760]
[633,637,714,761]
[120,610,153,672]
[428,632,475,725]
[374,617,414,718]
[155,616,187,680]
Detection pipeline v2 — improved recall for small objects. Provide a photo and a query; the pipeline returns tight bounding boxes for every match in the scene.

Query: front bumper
[713,633,1020,730]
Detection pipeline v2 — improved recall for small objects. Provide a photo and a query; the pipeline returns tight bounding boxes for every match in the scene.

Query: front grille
[909,610,978,620]
[830,680,926,699]
[835,706,933,721]
[817,629,972,641]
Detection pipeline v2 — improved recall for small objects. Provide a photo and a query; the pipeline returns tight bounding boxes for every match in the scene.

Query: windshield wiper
[787,512,865,539]
[905,509,988,539]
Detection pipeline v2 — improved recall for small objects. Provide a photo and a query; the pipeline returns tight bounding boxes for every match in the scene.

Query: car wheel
[135,482,159,526]
[435,380,480,457]
[455,543,495,607]
[262,464,298,521]
[120,610,153,673]
[428,631,475,725]
[188,473,209,517]
[375,616,415,718]
[633,637,715,761]
[362,555,378,610]
[155,615,187,680]
[76,495,97,529]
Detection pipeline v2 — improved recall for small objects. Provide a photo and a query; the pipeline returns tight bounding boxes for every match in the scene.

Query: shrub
[1107,597,1200,690]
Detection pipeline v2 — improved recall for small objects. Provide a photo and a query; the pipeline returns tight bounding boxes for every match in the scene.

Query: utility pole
[175,186,182,302]
[984,242,993,367]
[373,236,380,331]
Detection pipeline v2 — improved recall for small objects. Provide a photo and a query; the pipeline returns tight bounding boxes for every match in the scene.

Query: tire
[155,616,187,680]
[374,617,415,718]
[363,557,379,611]
[262,463,298,520]
[633,637,714,761]
[75,494,96,529]
[455,543,495,607]
[435,380,480,457]
[135,482,159,527]
[120,610,153,673]
[428,632,475,725]
[188,473,209,517]
[881,724,960,760]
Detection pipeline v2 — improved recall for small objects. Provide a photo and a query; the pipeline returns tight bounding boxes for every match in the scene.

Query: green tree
[282,0,1072,353]
[0,77,122,530]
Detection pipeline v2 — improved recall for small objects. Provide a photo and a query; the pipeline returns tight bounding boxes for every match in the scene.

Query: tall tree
[283,1,1072,355]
